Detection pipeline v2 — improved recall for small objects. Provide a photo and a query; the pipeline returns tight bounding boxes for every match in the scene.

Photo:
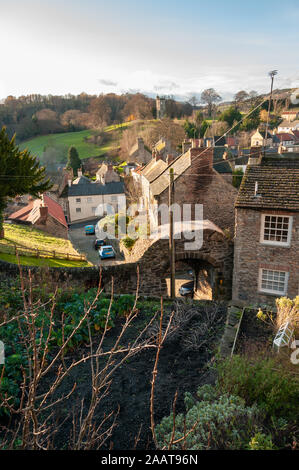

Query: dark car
[94,239,106,250]
[179,281,194,297]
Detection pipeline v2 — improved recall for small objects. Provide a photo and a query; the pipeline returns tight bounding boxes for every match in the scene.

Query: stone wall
[0,225,234,300]
[233,208,299,305]
[35,215,68,239]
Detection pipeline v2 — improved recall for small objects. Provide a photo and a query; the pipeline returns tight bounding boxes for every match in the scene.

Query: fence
[0,243,87,262]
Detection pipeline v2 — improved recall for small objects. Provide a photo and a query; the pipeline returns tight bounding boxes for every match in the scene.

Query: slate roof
[236,154,299,211]
[72,175,91,185]
[150,152,191,196]
[68,181,125,197]
[256,130,273,139]
[213,147,232,173]
[140,159,168,183]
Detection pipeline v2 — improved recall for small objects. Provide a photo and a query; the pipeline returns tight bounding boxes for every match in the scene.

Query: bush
[121,236,136,251]
[156,384,260,450]
[217,355,299,420]
[248,432,275,450]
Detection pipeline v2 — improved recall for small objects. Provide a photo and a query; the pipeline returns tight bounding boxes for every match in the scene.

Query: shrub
[121,236,136,251]
[217,355,299,420]
[248,432,275,450]
[156,384,260,450]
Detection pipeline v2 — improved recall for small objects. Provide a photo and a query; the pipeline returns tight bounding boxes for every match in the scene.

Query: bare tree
[234,90,249,107]
[201,89,222,117]
[0,265,162,450]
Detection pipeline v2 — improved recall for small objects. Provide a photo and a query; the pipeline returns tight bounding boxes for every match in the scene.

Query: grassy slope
[0,223,79,254]
[19,123,131,161]
[0,223,90,266]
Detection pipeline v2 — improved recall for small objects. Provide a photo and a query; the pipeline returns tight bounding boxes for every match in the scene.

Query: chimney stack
[166,154,174,165]
[77,168,83,177]
[68,179,72,187]
[248,146,262,166]
[39,204,48,223]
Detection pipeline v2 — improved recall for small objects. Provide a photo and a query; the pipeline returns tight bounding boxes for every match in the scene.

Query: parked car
[85,225,95,235]
[94,239,106,250]
[98,245,115,259]
[179,281,194,297]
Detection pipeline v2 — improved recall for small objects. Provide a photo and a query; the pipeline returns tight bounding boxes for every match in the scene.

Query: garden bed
[235,308,275,354]
[43,301,227,450]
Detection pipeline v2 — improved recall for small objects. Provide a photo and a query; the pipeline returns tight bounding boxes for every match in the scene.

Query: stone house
[275,132,296,147]
[67,172,125,222]
[134,140,237,233]
[281,111,298,122]
[95,163,120,184]
[150,143,238,232]
[128,137,151,165]
[8,194,68,238]
[251,129,273,147]
[277,120,299,133]
[233,153,299,305]
[153,137,178,161]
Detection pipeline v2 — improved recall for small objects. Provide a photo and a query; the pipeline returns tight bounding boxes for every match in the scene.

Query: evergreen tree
[0,127,52,238]
[67,146,81,177]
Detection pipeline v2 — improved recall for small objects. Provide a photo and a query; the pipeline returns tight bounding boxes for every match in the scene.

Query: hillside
[19,123,131,162]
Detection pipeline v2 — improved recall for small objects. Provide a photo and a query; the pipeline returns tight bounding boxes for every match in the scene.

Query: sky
[0,0,299,102]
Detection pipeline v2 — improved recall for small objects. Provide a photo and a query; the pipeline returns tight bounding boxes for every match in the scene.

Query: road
[68,219,124,266]
[165,271,194,298]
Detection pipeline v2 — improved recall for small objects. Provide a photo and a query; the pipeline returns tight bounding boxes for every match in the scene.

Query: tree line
[0,92,194,143]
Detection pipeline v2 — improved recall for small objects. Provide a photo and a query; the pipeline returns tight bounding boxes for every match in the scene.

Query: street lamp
[264,70,278,153]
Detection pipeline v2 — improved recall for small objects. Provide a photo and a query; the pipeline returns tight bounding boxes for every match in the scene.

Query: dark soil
[235,308,275,354]
[49,300,227,450]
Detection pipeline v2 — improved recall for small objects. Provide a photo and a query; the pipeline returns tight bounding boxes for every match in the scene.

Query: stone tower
[156,95,166,119]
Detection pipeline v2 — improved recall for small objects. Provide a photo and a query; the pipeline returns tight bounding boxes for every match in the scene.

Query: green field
[19,122,131,161]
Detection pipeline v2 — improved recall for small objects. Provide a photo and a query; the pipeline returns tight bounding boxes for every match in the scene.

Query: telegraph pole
[169,167,175,298]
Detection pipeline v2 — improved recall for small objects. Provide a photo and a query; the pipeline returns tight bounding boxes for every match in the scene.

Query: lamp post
[264,70,278,154]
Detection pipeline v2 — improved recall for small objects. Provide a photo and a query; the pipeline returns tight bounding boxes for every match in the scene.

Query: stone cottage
[9,194,68,238]
[233,152,299,305]
[96,163,120,184]
[128,137,151,165]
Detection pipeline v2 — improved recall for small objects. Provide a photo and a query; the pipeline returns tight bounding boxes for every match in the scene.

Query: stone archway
[136,222,234,299]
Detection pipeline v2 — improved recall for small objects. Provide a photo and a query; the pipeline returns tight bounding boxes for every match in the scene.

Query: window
[76,208,81,213]
[87,197,93,203]
[259,268,288,295]
[92,207,97,214]
[76,198,81,203]
[261,214,292,246]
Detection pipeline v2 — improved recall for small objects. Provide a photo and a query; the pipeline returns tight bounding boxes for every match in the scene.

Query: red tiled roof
[9,195,67,228]
[9,201,34,221]
[43,195,68,228]
[276,133,295,141]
